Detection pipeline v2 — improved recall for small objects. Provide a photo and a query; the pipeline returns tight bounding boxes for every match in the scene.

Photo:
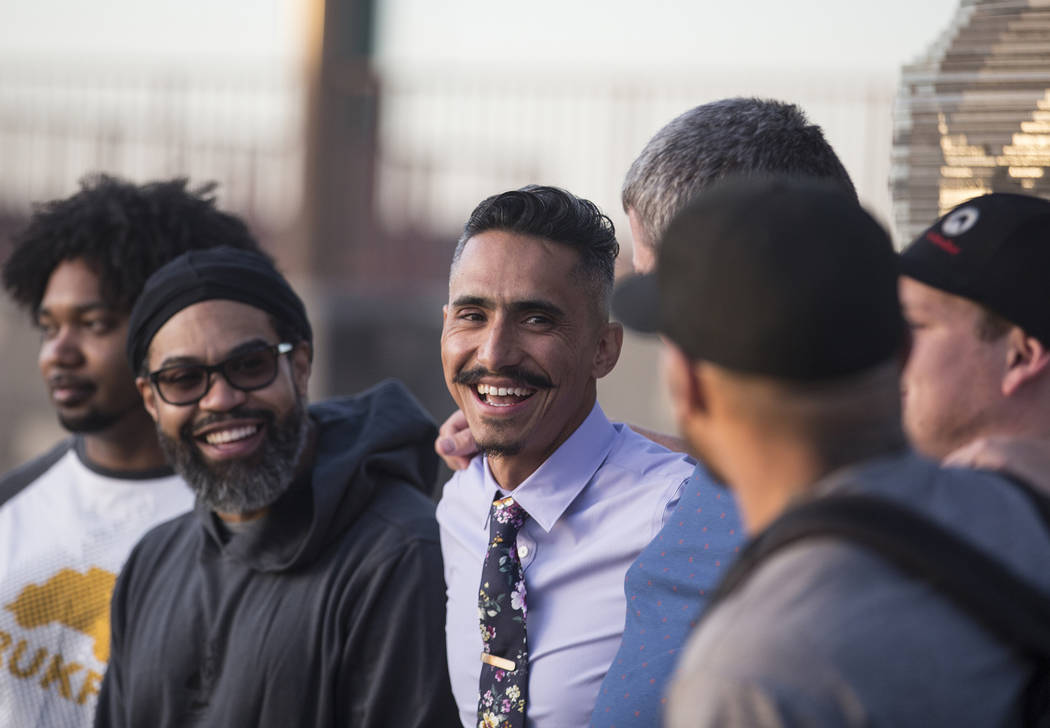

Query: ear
[1002,328,1050,397]
[663,342,707,423]
[591,321,623,379]
[291,342,313,396]
[137,376,160,422]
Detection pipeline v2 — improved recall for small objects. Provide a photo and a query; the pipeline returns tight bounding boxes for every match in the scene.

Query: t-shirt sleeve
[338,537,460,728]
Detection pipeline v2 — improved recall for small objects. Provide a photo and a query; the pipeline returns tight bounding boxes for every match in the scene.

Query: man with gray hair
[620,97,856,273]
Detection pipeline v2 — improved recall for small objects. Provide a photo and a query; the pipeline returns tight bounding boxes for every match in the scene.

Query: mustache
[187,407,276,438]
[453,366,552,390]
[47,374,95,390]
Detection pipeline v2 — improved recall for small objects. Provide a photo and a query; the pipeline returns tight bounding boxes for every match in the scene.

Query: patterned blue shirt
[590,463,744,727]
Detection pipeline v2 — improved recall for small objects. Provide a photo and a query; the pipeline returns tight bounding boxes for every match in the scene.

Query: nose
[39,325,85,370]
[475,316,521,373]
[197,371,247,412]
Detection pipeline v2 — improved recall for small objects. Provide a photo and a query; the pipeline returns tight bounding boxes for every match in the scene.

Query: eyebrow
[35,301,113,319]
[154,337,274,371]
[451,295,565,319]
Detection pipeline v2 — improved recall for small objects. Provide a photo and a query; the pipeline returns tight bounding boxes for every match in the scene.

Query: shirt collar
[479,402,617,533]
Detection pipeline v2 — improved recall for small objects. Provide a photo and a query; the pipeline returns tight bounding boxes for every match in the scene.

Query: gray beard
[158,396,309,515]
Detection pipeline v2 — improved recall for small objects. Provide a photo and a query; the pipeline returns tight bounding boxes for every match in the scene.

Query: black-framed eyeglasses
[149,342,294,406]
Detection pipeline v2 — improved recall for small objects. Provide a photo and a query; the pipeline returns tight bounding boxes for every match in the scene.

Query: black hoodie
[96,380,460,728]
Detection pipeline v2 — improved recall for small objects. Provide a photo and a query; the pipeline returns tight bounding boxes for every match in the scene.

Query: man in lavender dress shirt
[437,185,694,727]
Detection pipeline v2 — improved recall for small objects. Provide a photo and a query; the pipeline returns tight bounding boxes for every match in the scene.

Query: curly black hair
[3,173,267,314]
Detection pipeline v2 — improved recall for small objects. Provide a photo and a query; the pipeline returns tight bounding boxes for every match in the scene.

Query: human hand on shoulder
[435,409,479,471]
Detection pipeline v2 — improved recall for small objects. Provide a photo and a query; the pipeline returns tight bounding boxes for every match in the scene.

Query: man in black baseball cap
[615,178,1050,726]
[898,192,1050,466]
[98,246,458,728]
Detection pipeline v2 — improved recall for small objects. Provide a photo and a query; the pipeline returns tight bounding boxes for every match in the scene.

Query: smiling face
[138,299,312,516]
[36,258,144,433]
[441,230,622,488]
[899,276,1009,459]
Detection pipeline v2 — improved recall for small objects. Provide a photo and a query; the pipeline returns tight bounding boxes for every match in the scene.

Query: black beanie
[126,246,312,371]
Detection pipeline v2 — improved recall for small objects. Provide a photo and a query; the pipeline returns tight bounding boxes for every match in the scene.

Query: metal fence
[0,56,901,469]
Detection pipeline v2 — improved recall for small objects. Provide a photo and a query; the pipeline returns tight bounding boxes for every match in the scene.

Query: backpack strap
[710,493,1050,660]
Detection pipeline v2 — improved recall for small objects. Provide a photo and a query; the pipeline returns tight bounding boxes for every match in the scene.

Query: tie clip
[480,653,516,671]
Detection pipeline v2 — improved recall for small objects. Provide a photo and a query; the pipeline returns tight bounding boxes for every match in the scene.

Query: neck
[993,393,1050,442]
[487,455,541,492]
[80,406,168,473]
[724,422,906,533]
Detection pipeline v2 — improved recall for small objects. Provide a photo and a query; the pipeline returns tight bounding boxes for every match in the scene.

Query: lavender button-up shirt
[437,403,693,728]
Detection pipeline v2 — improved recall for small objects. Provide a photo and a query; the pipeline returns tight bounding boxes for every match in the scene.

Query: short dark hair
[453,185,619,315]
[3,174,266,314]
[975,306,1013,343]
[622,98,857,249]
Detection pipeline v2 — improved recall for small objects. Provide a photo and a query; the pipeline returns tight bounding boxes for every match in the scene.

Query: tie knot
[490,496,527,536]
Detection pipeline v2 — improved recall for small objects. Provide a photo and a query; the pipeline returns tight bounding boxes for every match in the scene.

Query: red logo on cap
[924,231,961,255]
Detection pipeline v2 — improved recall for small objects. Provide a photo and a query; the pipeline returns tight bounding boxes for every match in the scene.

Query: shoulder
[836,454,1050,591]
[110,510,200,616]
[363,477,441,543]
[690,534,1016,688]
[319,478,443,581]
[603,422,695,482]
[0,438,74,509]
[122,510,199,573]
[436,459,485,523]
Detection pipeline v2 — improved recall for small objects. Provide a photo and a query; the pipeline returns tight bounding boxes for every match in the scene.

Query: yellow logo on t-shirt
[5,567,116,662]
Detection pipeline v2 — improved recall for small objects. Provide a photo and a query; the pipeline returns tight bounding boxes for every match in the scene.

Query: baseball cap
[614,178,905,380]
[899,192,1050,346]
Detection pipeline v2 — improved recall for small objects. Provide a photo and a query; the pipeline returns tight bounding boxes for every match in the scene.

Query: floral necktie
[477,495,529,728]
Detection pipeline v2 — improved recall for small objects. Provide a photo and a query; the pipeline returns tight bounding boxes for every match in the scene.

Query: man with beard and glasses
[0,174,262,728]
[97,246,458,728]
[436,186,694,727]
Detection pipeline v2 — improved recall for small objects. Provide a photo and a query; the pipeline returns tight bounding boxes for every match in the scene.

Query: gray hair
[622,98,857,249]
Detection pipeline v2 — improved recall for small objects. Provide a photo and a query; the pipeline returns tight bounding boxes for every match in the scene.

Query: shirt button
[517,544,529,559]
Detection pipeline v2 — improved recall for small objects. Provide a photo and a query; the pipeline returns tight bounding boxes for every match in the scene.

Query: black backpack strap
[710,493,1050,661]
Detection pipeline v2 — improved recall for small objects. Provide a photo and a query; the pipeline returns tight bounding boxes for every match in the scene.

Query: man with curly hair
[0,174,263,728]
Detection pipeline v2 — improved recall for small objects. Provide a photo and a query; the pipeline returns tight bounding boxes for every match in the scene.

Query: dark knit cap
[614,178,905,380]
[899,192,1050,347]
[126,246,312,371]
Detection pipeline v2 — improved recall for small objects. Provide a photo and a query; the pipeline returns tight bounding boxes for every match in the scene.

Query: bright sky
[0,0,960,75]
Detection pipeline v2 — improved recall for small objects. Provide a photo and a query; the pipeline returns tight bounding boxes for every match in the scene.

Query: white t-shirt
[0,442,192,727]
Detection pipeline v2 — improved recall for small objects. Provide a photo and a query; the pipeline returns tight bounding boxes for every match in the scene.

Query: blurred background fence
[0,54,898,471]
